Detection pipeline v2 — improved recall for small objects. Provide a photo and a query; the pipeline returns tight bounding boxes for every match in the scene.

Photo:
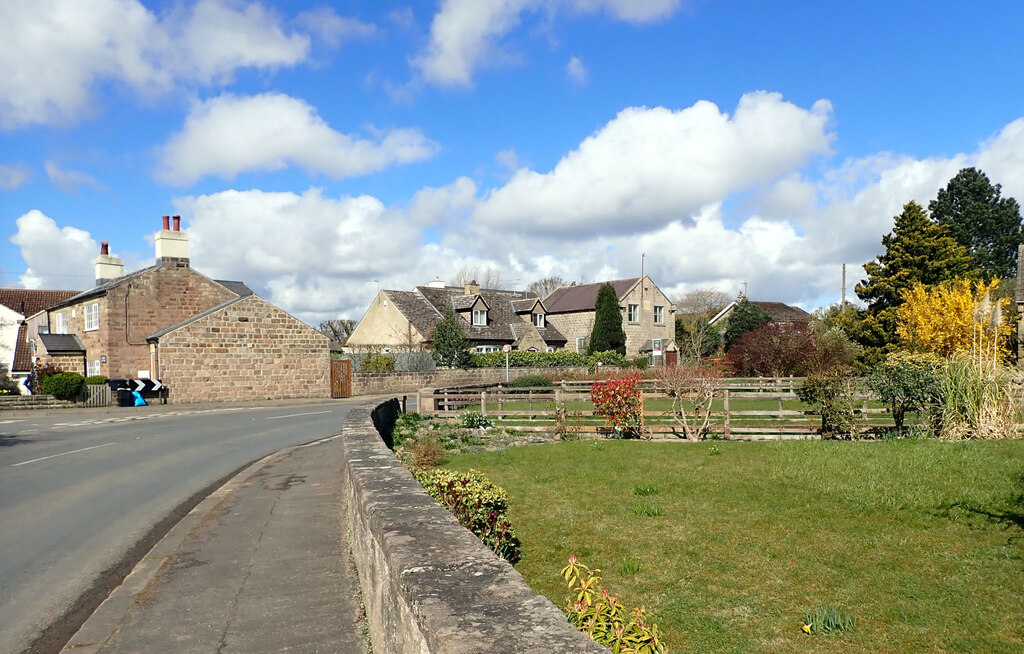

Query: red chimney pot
[162,215,170,230]
[172,215,181,231]
[100,241,109,255]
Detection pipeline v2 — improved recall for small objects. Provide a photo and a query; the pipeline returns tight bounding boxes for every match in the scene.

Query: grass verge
[444,439,1024,653]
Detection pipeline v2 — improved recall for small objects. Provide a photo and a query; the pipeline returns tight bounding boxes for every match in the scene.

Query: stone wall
[37,353,86,375]
[155,294,330,403]
[353,365,588,396]
[341,400,607,654]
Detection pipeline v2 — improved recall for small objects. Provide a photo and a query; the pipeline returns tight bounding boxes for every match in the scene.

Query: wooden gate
[330,359,352,398]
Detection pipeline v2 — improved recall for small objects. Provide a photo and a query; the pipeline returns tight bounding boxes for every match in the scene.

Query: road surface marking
[266,410,334,420]
[11,442,117,467]
[0,419,25,424]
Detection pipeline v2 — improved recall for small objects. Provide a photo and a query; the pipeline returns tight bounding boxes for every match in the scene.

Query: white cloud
[473,92,833,235]
[566,56,588,85]
[9,210,98,289]
[0,163,31,190]
[157,93,439,185]
[412,0,681,87]
[0,0,313,129]
[293,8,376,48]
[45,161,105,194]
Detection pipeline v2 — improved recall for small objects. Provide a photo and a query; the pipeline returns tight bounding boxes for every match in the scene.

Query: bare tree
[451,264,505,290]
[675,289,731,322]
[527,276,567,299]
[658,364,723,441]
[673,289,730,362]
[318,319,356,343]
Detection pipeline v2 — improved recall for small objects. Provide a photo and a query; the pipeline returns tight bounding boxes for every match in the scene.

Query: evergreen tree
[854,201,974,362]
[929,167,1023,280]
[588,283,627,355]
[723,298,771,350]
[431,310,472,368]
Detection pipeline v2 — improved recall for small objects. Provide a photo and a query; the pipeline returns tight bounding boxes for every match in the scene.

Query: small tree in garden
[588,283,627,356]
[590,372,645,438]
[430,310,472,368]
[723,298,771,350]
[796,371,859,439]
[659,364,723,440]
[867,352,942,434]
[726,322,816,377]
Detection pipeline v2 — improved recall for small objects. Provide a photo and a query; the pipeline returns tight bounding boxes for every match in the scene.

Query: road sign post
[502,344,511,382]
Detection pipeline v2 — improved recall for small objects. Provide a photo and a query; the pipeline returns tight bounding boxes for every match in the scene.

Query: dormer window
[534,313,545,328]
[472,309,487,326]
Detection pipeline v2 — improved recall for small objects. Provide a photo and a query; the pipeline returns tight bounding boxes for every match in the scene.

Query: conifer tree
[929,167,1023,279]
[431,310,472,368]
[588,283,627,356]
[855,201,975,362]
[723,298,771,351]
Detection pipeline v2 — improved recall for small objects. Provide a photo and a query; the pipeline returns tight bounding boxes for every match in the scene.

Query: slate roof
[750,301,811,322]
[38,333,86,354]
[12,324,31,372]
[403,286,567,345]
[46,268,251,310]
[0,288,82,317]
[512,298,541,313]
[543,278,640,314]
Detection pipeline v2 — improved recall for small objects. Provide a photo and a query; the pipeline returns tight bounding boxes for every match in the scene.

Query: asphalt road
[0,399,359,654]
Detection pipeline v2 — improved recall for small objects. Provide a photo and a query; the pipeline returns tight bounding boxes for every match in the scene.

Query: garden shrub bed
[442,439,1024,653]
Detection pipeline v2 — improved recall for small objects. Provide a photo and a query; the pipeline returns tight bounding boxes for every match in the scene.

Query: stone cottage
[34,216,329,403]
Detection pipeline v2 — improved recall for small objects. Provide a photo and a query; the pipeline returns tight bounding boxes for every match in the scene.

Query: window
[475,345,498,353]
[534,313,545,328]
[654,305,664,324]
[545,346,555,352]
[628,304,639,322]
[53,312,67,334]
[84,302,99,331]
[87,360,101,376]
[472,309,487,326]
[577,337,587,352]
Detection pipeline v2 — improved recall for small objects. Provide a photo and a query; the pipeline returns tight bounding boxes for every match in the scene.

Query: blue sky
[3,0,1023,324]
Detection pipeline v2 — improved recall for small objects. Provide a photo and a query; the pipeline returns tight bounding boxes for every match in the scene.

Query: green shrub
[461,412,493,429]
[363,353,396,372]
[561,556,665,652]
[84,375,108,385]
[412,468,522,563]
[587,350,628,372]
[508,374,553,388]
[40,371,86,401]
[469,350,586,368]
[796,371,859,439]
[629,354,650,370]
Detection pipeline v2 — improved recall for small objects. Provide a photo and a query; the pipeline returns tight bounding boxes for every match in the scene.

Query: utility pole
[841,264,847,308]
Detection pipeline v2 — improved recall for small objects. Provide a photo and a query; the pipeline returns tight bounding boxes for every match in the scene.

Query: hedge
[469,350,587,368]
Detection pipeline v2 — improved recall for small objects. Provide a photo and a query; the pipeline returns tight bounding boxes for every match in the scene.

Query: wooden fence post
[723,389,731,438]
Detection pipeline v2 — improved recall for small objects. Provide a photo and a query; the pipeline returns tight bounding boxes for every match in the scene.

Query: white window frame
[576,337,587,352]
[472,309,487,326]
[653,305,664,324]
[53,312,67,334]
[475,345,498,353]
[628,304,639,322]
[84,302,99,331]
[534,313,545,328]
[87,359,101,376]
[545,346,555,352]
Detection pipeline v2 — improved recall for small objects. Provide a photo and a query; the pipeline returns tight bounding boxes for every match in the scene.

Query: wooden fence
[82,384,112,407]
[416,377,895,440]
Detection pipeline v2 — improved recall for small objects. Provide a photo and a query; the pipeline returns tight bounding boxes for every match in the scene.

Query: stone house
[347,279,567,354]
[542,276,676,362]
[0,288,81,392]
[33,215,329,402]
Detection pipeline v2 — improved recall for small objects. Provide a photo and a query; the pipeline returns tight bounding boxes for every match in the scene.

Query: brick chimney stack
[94,241,125,286]
[155,214,190,268]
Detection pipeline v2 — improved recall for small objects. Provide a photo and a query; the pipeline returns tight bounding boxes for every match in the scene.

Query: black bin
[117,389,134,407]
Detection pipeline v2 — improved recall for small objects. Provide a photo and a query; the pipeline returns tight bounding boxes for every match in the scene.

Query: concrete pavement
[61,433,368,653]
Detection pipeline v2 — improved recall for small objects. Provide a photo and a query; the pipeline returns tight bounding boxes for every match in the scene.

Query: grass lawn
[442,439,1024,653]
